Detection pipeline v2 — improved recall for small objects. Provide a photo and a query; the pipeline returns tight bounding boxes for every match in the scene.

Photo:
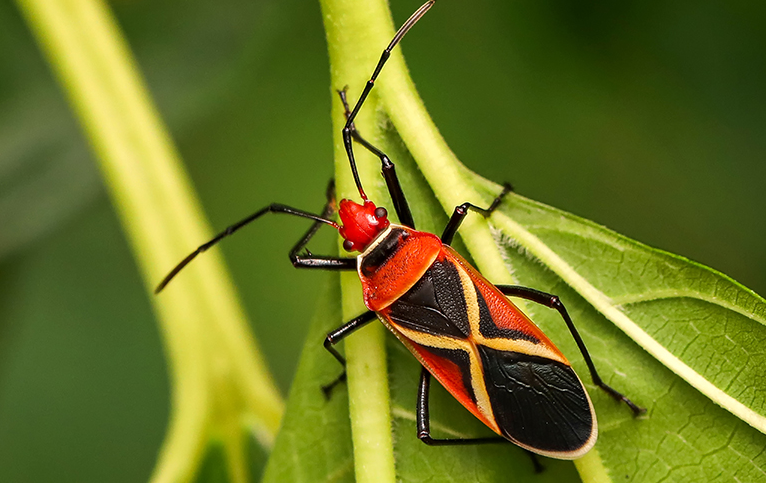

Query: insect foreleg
[341,0,436,202]
[289,180,357,270]
[337,88,415,228]
[440,183,513,244]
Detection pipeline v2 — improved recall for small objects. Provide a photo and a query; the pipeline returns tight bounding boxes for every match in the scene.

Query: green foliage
[262,274,354,483]
[4,0,766,481]
[263,1,766,481]
[489,193,766,482]
[267,143,766,482]
[267,136,766,482]
[13,0,283,481]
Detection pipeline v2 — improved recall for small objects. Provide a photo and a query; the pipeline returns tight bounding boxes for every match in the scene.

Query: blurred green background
[1,0,764,481]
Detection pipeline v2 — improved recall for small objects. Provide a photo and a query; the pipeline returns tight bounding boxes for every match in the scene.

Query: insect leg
[155,183,355,293]
[342,1,435,202]
[337,88,415,228]
[416,368,506,446]
[289,180,357,270]
[440,183,513,244]
[417,369,545,472]
[526,452,545,474]
[322,310,378,398]
[498,285,646,416]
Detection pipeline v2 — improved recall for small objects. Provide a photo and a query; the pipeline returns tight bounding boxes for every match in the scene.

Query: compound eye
[343,239,355,252]
[374,207,387,219]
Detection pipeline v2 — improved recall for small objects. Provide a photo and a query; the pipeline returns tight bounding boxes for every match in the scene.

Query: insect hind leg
[416,368,506,446]
[498,285,646,416]
[416,368,545,471]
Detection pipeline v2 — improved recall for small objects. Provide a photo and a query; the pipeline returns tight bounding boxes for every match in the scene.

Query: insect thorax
[357,224,442,312]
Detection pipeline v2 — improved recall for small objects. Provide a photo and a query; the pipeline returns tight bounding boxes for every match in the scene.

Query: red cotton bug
[156,0,644,463]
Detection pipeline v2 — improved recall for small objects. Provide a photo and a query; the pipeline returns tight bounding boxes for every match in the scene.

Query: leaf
[262,272,355,483]
[307,0,766,482]
[489,188,766,426]
[484,191,766,482]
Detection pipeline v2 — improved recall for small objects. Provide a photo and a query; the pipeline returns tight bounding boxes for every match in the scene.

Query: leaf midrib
[491,211,766,435]
[614,290,766,324]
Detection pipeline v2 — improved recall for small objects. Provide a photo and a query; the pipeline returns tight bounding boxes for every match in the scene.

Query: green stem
[15,0,284,481]
[318,0,516,480]
[376,30,514,286]
[320,0,399,482]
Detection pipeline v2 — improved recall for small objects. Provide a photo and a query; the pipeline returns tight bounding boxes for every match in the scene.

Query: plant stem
[15,0,284,481]
[319,0,399,482]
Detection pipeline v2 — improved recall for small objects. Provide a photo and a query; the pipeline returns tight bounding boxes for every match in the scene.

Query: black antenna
[342,0,436,201]
[155,205,338,293]
[156,2,437,293]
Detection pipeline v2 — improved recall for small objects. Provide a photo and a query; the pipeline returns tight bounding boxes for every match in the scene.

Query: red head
[338,199,390,252]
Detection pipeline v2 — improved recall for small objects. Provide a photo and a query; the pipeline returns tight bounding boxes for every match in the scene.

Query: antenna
[342,0,436,201]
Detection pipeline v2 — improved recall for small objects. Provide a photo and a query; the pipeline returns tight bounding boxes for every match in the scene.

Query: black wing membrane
[477,346,594,454]
[386,259,471,339]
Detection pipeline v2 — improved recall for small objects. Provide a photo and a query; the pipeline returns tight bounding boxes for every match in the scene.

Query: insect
[156,0,643,461]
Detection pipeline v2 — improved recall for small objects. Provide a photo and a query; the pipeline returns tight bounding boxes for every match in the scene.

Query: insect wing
[379,247,597,458]
[378,312,499,433]
[477,346,596,457]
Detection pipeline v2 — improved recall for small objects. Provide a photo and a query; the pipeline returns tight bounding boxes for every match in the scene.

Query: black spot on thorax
[360,228,409,278]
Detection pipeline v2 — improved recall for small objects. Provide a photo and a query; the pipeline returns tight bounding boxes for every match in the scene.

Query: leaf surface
[480,184,766,482]
[262,273,354,483]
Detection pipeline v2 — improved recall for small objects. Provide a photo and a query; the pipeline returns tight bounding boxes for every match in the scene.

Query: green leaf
[301,0,766,482]
[490,190,766,426]
[262,272,354,483]
[485,192,766,481]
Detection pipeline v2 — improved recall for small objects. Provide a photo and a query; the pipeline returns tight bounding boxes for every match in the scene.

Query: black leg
[416,368,507,446]
[440,183,513,245]
[526,451,545,474]
[289,180,357,270]
[322,311,377,398]
[341,1,435,203]
[498,285,646,416]
[338,88,415,228]
[418,370,545,471]
[155,182,355,293]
